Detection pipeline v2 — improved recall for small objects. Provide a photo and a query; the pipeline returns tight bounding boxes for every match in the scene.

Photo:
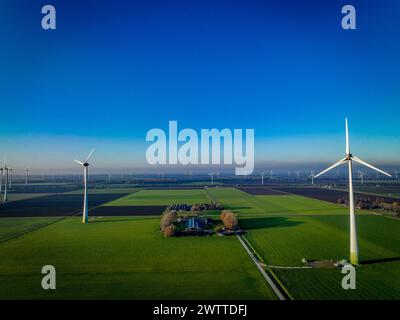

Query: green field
[105,189,209,206]
[208,187,349,216]
[0,216,275,299]
[0,217,60,242]
[65,188,140,195]
[208,188,400,299]
[1,187,399,300]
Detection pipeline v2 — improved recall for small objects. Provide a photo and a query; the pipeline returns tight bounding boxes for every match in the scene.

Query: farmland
[274,186,400,204]
[105,189,210,206]
[207,187,349,216]
[208,188,400,299]
[0,193,128,217]
[0,186,399,300]
[0,216,275,299]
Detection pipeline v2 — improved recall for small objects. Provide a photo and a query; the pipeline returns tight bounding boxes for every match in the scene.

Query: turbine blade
[85,148,95,162]
[74,160,84,166]
[345,118,350,155]
[351,155,392,177]
[314,158,347,178]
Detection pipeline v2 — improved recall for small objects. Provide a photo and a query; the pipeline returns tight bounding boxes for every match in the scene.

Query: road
[236,234,287,300]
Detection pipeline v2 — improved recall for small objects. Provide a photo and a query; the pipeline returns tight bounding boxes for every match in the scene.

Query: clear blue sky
[1,0,399,173]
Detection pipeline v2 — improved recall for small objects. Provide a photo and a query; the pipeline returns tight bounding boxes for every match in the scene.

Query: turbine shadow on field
[361,257,400,265]
[240,217,303,230]
[93,218,148,223]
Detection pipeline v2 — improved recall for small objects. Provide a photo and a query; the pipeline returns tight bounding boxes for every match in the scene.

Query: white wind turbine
[261,170,265,185]
[358,171,365,185]
[310,170,315,185]
[8,168,12,189]
[74,148,95,224]
[0,167,3,194]
[314,118,391,265]
[209,172,214,185]
[3,162,11,202]
[25,168,29,186]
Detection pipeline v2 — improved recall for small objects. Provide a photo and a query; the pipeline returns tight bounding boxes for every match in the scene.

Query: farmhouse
[185,217,204,231]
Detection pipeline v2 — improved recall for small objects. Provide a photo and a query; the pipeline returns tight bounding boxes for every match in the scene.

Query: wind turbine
[358,171,365,185]
[261,171,265,185]
[314,118,391,265]
[0,167,3,194]
[3,162,11,202]
[25,168,29,186]
[8,168,12,189]
[74,148,95,224]
[310,170,315,185]
[209,172,214,185]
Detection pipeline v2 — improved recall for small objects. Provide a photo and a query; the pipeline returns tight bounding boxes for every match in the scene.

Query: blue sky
[1,0,399,173]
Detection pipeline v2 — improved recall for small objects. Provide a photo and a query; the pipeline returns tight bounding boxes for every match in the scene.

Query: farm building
[185,217,204,231]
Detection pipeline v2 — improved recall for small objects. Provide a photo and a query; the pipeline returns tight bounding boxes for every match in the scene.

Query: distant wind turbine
[358,171,365,185]
[314,118,391,265]
[8,168,12,189]
[74,148,95,224]
[310,170,315,185]
[261,171,265,185]
[0,168,3,194]
[209,172,214,185]
[3,162,11,202]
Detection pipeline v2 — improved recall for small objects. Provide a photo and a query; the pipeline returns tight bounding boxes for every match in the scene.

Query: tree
[220,210,238,231]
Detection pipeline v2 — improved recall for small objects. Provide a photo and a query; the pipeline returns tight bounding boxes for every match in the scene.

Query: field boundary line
[236,234,287,300]
[204,187,217,203]
[0,215,72,245]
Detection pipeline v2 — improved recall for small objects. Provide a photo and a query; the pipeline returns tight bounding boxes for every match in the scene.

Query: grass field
[0,216,275,299]
[208,188,400,299]
[65,188,140,195]
[0,217,60,242]
[208,187,349,216]
[105,189,210,206]
[1,187,399,300]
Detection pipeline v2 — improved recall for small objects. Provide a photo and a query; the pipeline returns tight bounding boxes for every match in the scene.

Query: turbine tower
[8,168,12,189]
[3,163,11,202]
[209,172,214,185]
[358,171,365,185]
[0,168,3,194]
[25,168,29,186]
[74,148,95,224]
[310,170,315,185]
[261,171,265,185]
[315,118,391,265]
